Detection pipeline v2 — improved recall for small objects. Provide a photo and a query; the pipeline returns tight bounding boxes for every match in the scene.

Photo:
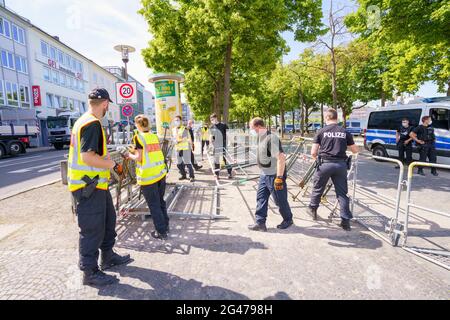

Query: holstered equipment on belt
[81,175,99,199]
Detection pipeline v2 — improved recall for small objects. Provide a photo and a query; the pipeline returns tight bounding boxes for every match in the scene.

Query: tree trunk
[381,90,386,107]
[341,106,347,128]
[320,103,324,127]
[291,111,295,133]
[223,38,232,124]
[447,81,450,97]
[280,97,285,138]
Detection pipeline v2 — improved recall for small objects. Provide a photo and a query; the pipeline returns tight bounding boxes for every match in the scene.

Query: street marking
[0,155,42,166]
[0,154,65,169]
[38,166,60,173]
[8,161,61,173]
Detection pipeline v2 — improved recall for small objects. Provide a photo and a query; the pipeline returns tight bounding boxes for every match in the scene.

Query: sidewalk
[0,160,449,300]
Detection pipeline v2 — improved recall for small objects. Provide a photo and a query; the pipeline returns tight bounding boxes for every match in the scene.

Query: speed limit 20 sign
[116,82,137,105]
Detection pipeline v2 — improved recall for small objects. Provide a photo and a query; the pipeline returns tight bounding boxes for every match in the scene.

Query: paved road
[0,148,68,200]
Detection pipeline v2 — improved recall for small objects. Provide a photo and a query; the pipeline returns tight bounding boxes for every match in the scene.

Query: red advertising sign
[32,86,42,107]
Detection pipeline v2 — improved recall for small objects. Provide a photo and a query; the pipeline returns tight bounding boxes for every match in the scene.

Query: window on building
[68,76,74,89]
[41,40,48,57]
[58,50,64,65]
[69,99,75,111]
[11,24,25,44]
[74,100,80,113]
[5,82,19,107]
[65,54,70,67]
[77,61,83,73]
[52,70,59,85]
[0,18,3,35]
[1,51,15,69]
[0,80,4,105]
[50,46,57,61]
[19,85,30,108]
[43,66,51,82]
[46,93,54,108]
[3,19,11,38]
[81,102,86,113]
[62,97,68,109]
[15,55,28,74]
[71,58,76,71]
[18,28,25,44]
[60,73,66,87]
[54,95,61,109]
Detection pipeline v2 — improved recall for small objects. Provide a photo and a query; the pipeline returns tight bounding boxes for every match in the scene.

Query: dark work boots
[100,250,131,271]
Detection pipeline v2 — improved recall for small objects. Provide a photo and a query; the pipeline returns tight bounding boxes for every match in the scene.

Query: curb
[0,179,62,201]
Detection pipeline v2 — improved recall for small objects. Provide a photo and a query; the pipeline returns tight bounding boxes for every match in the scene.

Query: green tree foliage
[139,0,324,122]
[346,0,450,95]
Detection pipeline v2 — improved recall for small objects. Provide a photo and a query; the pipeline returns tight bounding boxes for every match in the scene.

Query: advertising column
[149,73,184,137]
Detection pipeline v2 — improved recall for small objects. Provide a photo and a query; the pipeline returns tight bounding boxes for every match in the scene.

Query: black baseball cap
[88,88,113,103]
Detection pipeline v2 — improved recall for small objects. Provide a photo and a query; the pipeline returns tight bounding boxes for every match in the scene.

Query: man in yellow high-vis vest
[127,115,169,240]
[172,115,195,182]
[68,88,131,287]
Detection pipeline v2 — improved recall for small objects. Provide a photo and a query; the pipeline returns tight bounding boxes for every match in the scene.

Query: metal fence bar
[403,162,450,246]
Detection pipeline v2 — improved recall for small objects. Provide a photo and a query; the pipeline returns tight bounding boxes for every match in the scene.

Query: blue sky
[8,0,444,99]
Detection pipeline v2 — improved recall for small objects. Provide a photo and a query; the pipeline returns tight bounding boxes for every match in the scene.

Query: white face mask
[174,120,181,127]
[249,129,257,136]
[428,121,433,125]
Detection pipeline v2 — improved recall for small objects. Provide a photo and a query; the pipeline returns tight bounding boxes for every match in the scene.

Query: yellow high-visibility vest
[134,132,167,186]
[173,126,189,151]
[68,113,110,192]
[201,127,209,141]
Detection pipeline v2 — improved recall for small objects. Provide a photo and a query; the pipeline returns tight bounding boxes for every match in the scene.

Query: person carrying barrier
[209,113,233,180]
[307,108,359,231]
[410,116,438,176]
[247,118,294,232]
[126,115,170,241]
[68,88,131,287]
[172,115,195,182]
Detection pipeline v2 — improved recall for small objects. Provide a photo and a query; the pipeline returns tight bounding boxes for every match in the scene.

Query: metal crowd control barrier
[401,162,450,270]
[350,156,406,246]
[121,184,224,220]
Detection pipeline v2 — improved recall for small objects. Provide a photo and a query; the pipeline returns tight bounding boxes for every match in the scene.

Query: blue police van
[364,97,450,165]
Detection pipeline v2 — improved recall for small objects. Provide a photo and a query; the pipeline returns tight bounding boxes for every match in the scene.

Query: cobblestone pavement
[0,156,449,300]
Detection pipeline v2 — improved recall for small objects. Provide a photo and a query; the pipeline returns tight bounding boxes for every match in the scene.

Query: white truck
[47,112,80,150]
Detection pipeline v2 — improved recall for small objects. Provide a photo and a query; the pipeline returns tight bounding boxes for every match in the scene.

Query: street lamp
[113,44,136,80]
[114,45,135,144]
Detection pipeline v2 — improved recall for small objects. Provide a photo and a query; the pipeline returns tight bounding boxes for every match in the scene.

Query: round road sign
[122,105,134,118]
[119,83,134,99]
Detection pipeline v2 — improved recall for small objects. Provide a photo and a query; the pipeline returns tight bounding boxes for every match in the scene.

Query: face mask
[428,121,432,126]
[249,129,257,136]
[174,120,181,127]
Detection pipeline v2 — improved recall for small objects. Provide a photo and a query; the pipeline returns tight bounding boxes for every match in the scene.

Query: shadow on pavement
[98,265,250,300]
[116,215,267,255]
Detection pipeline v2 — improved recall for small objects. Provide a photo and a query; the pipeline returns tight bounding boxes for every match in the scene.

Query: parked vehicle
[364,97,450,165]
[0,123,39,158]
[345,120,366,136]
[47,112,79,150]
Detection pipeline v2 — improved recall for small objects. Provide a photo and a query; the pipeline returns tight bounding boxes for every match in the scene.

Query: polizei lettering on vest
[323,132,346,139]
[177,305,211,318]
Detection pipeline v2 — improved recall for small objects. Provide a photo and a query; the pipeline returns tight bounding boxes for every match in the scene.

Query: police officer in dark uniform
[395,118,413,168]
[410,116,438,176]
[68,89,131,286]
[307,109,359,231]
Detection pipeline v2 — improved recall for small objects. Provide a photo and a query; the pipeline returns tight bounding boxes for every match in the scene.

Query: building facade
[0,5,35,142]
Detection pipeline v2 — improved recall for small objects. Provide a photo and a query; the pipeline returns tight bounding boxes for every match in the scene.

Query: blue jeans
[255,174,293,225]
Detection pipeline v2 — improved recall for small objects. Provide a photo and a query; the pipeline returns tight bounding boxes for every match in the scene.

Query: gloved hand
[274,177,284,191]
[113,162,123,175]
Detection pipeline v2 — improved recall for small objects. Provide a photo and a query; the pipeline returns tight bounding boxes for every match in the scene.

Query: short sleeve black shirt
[313,124,354,160]
[80,121,104,155]
[397,126,413,142]
[413,125,435,142]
